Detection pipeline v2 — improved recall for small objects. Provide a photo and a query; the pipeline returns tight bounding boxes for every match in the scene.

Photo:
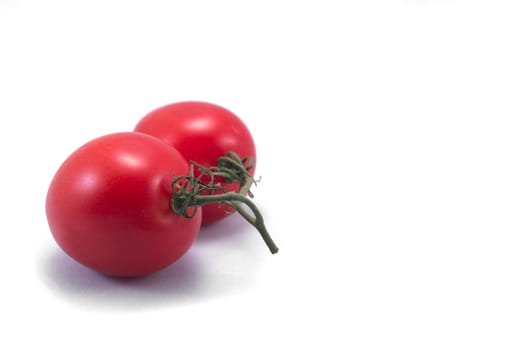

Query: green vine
[170,152,278,254]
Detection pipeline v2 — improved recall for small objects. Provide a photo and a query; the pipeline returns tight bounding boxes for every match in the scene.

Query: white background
[1,0,525,348]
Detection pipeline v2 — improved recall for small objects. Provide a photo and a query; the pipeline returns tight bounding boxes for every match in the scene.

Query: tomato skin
[45,132,201,277]
[134,101,256,225]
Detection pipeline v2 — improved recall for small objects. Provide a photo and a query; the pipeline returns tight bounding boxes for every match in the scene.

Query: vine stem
[170,152,278,254]
[191,192,278,254]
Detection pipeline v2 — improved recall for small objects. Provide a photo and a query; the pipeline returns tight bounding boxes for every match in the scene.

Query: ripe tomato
[134,101,256,225]
[45,132,202,277]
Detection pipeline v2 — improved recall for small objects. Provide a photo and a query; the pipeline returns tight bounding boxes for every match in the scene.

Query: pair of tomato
[46,101,262,277]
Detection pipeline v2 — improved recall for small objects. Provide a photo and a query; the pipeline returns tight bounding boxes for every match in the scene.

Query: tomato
[45,132,202,277]
[134,101,257,225]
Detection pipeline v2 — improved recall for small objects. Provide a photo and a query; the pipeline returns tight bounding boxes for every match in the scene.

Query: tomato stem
[170,152,278,254]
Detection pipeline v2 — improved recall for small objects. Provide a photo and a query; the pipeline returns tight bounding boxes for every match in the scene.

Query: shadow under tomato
[39,214,265,310]
[39,247,210,310]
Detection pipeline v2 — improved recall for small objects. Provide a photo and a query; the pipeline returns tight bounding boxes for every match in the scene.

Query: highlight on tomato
[134,101,256,225]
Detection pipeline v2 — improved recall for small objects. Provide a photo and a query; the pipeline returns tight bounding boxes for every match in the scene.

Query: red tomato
[45,132,201,277]
[134,101,256,225]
